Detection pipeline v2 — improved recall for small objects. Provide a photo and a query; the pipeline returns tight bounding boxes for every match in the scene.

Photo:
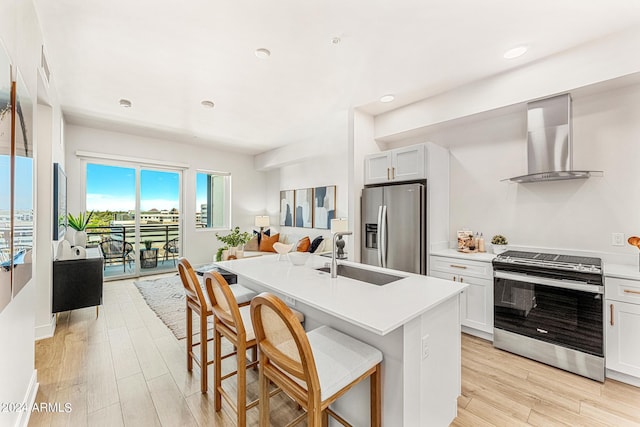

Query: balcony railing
[86,224,179,277]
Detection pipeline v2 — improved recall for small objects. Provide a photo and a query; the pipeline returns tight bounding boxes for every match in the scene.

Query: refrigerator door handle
[376,205,383,267]
[380,205,388,268]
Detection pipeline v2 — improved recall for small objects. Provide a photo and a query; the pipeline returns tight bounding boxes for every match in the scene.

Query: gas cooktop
[493,250,602,274]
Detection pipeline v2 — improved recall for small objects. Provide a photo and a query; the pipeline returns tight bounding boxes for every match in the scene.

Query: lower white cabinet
[430,255,493,338]
[605,277,640,379]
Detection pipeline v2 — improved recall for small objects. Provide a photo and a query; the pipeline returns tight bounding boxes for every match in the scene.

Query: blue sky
[0,155,33,211]
[86,164,179,211]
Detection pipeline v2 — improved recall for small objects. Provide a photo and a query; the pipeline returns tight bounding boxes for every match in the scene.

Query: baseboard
[461,325,493,342]
[14,370,38,427]
[606,369,640,387]
[34,314,56,341]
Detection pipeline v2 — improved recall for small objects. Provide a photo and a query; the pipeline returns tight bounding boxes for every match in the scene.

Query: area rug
[133,274,211,340]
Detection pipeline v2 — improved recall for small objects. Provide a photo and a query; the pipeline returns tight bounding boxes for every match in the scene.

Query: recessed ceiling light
[380,95,395,103]
[332,37,341,45]
[255,48,271,59]
[201,100,215,109]
[119,98,132,108]
[503,46,528,59]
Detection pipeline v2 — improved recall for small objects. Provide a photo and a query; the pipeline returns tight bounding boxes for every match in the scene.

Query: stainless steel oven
[492,251,604,382]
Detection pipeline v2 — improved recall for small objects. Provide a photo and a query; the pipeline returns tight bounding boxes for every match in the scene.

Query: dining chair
[203,271,304,427]
[250,292,382,427]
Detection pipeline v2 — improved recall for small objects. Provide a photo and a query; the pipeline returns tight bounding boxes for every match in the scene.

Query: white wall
[0,0,61,424]
[64,125,268,266]
[258,110,352,254]
[427,82,640,259]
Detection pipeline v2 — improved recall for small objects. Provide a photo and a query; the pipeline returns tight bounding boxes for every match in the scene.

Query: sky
[0,155,33,211]
[86,163,180,212]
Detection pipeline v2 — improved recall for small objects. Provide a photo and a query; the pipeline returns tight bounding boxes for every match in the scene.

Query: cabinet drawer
[606,277,640,304]
[430,256,493,280]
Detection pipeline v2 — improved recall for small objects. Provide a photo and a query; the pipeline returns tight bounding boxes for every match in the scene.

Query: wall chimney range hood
[506,93,602,183]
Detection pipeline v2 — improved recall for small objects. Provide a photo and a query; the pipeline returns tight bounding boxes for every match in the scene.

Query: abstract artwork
[280,190,295,227]
[0,43,11,313]
[312,185,336,229]
[12,69,33,297]
[294,188,313,228]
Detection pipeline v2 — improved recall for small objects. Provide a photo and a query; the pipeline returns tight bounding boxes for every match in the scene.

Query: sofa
[243,230,332,256]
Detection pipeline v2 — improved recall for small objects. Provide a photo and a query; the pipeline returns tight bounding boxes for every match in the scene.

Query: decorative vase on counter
[492,244,508,255]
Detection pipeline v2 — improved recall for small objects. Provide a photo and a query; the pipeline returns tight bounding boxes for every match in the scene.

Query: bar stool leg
[186,304,193,371]
[214,326,222,411]
[200,311,208,393]
[259,364,269,427]
[237,341,247,427]
[371,364,381,427]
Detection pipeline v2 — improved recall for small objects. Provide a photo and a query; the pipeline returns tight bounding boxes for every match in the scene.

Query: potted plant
[216,227,252,260]
[491,234,508,254]
[143,239,153,250]
[67,211,94,248]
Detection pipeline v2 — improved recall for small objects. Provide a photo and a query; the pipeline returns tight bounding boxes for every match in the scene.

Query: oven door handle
[494,271,604,294]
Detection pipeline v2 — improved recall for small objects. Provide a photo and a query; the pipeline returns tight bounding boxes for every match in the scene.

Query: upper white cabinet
[364,143,426,184]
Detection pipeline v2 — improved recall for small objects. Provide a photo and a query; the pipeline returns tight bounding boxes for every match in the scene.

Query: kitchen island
[216,254,467,426]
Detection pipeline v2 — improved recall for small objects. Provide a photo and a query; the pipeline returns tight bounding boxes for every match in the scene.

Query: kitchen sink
[316,264,403,286]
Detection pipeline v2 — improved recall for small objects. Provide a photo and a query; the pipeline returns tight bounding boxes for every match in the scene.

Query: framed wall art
[294,188,313,228]
[279,190,295,227]
[312,185,336,229]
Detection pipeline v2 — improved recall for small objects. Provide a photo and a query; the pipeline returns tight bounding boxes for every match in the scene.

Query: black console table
[53,248,104,316]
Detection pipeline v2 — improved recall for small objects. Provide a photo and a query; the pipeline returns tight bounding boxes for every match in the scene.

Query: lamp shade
[255,215,270,228]
[330,218,348,233]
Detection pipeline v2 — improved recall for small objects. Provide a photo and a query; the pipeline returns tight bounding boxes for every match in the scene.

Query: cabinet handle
[392,167,395,179]
[623,289,640,295]
[460,277,464,283]
[452,276,457,282]
[387,168,390,180]
[450,264,468,269]
[610,303,614,326]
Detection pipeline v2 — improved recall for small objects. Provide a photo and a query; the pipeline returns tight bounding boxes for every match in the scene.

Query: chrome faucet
[331,231,352,278]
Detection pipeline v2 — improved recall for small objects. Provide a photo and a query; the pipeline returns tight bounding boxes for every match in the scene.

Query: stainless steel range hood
[507,94,602,183]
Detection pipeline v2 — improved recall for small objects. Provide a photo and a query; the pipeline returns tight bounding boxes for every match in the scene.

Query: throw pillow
[296,236,311,252]
[253,228,270,245]
[259,233,280,252]
[244,235,259,251]
[309,236,324,253]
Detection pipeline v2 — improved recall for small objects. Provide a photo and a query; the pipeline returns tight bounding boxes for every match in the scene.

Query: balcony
[86,224,179,279]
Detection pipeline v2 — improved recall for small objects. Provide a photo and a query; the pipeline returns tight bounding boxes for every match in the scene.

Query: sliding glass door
[85,162,181,279]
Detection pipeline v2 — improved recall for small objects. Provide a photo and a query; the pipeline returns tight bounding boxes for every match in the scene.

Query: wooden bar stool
[250,292,382,427]
[203,271,305,427]
[177,258,256,393]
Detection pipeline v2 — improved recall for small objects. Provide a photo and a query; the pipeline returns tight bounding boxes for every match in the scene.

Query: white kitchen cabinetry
[430,254,493,340]
[364,143,426,184]
[605,275,640,383]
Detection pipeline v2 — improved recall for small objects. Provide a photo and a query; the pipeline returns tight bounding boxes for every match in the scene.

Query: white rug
[133,274,211,340]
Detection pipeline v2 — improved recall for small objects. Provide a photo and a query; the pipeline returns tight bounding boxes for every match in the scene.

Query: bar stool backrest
[177,258,208,308]
[203,271,247,337]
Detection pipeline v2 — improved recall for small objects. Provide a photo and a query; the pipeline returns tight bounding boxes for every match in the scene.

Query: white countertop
[216,254,467,336]
[604,263,640,281]
[430,248,496,263]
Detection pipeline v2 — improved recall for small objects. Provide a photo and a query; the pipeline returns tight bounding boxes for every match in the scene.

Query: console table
[53,247,104,316]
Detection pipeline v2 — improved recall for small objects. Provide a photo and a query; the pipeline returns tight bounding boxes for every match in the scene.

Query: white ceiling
[33,0,640,155]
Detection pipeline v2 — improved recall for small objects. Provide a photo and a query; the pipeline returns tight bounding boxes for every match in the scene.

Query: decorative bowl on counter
[288,251,310,266]
[273,242,293,260]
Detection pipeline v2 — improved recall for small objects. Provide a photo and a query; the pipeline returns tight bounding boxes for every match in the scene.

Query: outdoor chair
[99,239,134,272]
[163,237,179,265]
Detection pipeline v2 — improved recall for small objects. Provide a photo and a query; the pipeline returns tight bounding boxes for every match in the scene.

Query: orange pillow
[296,236,310,252]
[259,233,280,252]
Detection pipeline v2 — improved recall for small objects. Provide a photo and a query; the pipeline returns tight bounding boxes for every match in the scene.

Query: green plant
[143,240,153,250]
[216,226,252,248]
[491,234,508,245]
[67,211,94,231]
[215,246,228,262]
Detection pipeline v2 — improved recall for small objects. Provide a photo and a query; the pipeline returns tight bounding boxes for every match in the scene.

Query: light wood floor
[30,274,640,427]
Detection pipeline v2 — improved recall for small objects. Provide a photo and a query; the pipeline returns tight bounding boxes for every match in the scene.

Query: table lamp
[255,215,270,233]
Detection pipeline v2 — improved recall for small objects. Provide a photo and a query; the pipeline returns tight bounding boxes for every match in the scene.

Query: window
[196,171,231,229]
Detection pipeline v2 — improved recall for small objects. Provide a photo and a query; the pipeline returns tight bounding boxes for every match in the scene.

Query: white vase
[74,230,87,248]
[222,249,229,261]
[492,244,507,254]
[64,228,75,244]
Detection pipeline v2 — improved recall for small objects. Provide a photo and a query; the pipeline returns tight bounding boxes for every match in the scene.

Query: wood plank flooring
[30,274,640,426]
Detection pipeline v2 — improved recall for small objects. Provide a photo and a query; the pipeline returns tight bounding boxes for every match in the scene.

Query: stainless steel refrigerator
[361,182,426,275]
